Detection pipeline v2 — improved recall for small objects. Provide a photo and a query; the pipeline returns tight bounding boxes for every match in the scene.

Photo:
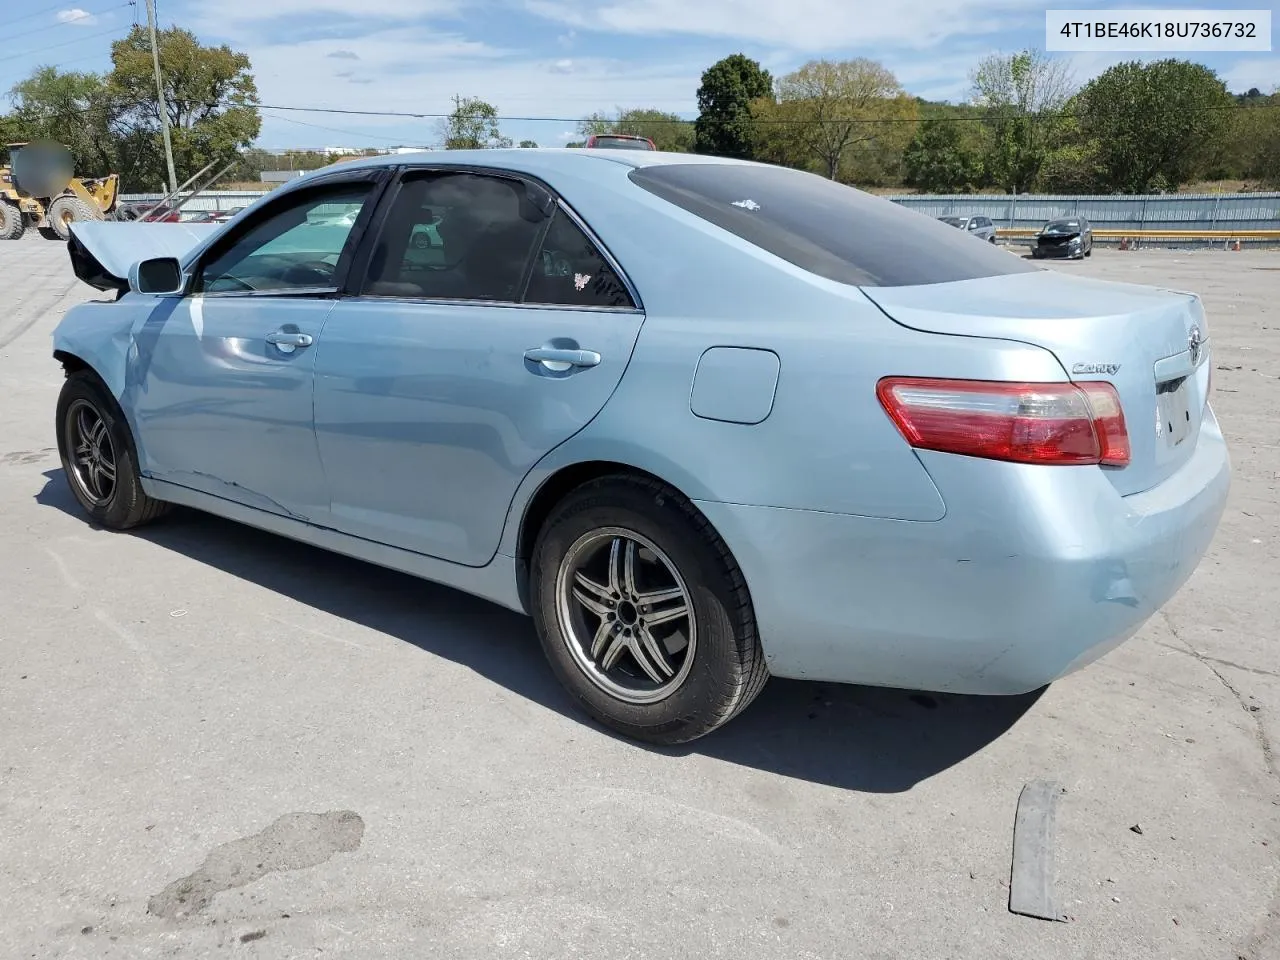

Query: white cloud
[1219,58,1280,94]
[550,59,574,73]
[523,0,1039,52]
[57,8,97,25]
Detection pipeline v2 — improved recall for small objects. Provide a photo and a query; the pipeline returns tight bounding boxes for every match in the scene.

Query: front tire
[55,371,170,529]
[46,195,98,241]
[0,201,25,240]
[531,475,768,744]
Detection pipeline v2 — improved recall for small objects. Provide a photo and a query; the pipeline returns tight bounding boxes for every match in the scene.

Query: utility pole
[145,0,178,195]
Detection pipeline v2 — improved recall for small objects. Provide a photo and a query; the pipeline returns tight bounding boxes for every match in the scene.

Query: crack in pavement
[1158,612,1278,783]
[1154,641,1280,681]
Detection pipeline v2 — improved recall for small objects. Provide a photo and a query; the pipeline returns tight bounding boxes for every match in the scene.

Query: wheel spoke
[97,456,116,482]
[635,584,684,606]
[573,585,613,619]
[622,539,639,596]
[599,633,628,671]
[607,537,624,596]
[573,571,613,605]
[645,602,689,627]
[589,618,614,659]
[86,463,105,499]
[76,408,95,444]
[635,626,675,681]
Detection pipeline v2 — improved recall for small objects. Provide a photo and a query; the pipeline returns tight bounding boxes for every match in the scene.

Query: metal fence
[120,190,269,212]
[122,188,1280,245]
[886,192,1280,246]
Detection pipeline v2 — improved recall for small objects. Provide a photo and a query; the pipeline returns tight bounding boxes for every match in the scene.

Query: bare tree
[768,58,915,180]
[969,48,1076,192]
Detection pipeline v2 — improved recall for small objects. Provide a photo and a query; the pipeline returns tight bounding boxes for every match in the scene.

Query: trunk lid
[862,269,1210,497]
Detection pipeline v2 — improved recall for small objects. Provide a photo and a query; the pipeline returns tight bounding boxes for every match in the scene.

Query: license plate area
[1156,377,1192,447]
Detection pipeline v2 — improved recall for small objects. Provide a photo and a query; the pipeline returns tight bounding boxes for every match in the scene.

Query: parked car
[1033,217,1093,259]
[584,133,656,151]
[207,206,246,223]
[55,151,1229,745]
[938,214,997,243]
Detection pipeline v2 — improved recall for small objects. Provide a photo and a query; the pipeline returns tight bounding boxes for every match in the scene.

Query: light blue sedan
[54,150,1229,744]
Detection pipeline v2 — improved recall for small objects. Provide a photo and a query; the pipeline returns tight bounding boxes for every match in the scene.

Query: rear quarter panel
[498,167,1070,554]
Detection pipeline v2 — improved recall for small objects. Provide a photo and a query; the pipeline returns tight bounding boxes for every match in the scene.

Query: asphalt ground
[2,236,1277,959]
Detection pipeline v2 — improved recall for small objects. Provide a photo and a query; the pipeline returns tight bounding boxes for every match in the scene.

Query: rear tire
[55,371,171,530]
[0,201,25,240]
[47,195,98,242]
[531,475,768,744]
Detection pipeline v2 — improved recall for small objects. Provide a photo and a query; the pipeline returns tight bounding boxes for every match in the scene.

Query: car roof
[292,148,758,177]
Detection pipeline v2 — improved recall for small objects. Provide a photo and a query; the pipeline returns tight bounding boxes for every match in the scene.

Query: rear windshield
[592,136,653,150]
[629,163,1036,287]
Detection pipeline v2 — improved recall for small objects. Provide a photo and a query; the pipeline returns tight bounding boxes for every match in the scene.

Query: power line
[0,25,131,65]
[7,91,1277,130]
[247,98,1277,126]
[9,1,71,28]
[260,109,419,145]
[7,3,135,44]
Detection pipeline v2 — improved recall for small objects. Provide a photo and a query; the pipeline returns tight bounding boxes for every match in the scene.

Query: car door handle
[523,347,601,369]
[266,331,314,348]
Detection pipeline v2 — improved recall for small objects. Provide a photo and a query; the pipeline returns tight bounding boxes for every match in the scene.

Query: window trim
[347,162,644,314]
[187,168,391,300]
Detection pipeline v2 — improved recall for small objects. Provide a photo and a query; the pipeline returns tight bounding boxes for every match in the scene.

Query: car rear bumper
[694,407,1230,695]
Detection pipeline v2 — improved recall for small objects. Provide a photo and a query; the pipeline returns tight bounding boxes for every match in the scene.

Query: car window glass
[629,163,1035,287]
[363,172,546,302]
[524,208,635,309]
[195,184,372,294]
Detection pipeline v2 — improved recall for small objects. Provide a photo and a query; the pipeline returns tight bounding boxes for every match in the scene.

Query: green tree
[971,48,1075,192]
[438,95,511,149]
[759,58,915,181]
[903,119,983,192]
[6,67,116,176]
[108,26,259,191]
[578,108,693,151]
[694,53,772,158]
[518,139,539,148]
[1077,59,1235,192]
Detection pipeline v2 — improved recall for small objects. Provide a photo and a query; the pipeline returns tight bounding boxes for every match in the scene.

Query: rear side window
[628,163,1036,288]
[525,208,635,309]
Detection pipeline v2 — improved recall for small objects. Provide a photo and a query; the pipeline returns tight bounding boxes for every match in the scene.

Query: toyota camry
[53,150,1229,744]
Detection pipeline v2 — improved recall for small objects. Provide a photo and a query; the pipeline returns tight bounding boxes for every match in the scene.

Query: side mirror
[129,257,185,296]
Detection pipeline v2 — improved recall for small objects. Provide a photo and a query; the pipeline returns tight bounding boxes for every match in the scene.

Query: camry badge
[1072,362,1121,375]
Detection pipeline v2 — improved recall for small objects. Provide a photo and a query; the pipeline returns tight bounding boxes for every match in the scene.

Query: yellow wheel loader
[0,141,119,241]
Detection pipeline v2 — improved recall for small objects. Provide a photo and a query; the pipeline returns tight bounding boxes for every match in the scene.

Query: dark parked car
[938,215,997,243]
[1032,217,1093,259]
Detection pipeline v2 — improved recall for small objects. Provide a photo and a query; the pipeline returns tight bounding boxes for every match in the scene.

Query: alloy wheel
[555,527,696,705]
[64,399,117,506]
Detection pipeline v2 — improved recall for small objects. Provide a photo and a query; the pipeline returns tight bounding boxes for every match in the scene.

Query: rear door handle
[266,330,314,351]
[524,347,601,370]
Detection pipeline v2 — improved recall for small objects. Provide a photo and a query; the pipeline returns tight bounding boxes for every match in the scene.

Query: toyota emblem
[1188,325,1204,365]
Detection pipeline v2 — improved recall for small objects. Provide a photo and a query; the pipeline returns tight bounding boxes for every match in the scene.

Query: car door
[313,167,645,566]
[128,172,385,521]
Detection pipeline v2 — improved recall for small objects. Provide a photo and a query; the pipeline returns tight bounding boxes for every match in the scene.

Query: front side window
[195,183,373,294]
[363,172,546,302]
[629,163,1037,288]
[525,208,635,309]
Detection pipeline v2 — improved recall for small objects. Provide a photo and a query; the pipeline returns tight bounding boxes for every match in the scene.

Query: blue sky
[2,0,1276,149]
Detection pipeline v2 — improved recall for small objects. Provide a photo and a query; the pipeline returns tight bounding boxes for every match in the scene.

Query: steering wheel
[283,260,336,285]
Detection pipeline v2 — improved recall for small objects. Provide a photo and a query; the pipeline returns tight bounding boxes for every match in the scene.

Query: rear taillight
[876,377,1130,467]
